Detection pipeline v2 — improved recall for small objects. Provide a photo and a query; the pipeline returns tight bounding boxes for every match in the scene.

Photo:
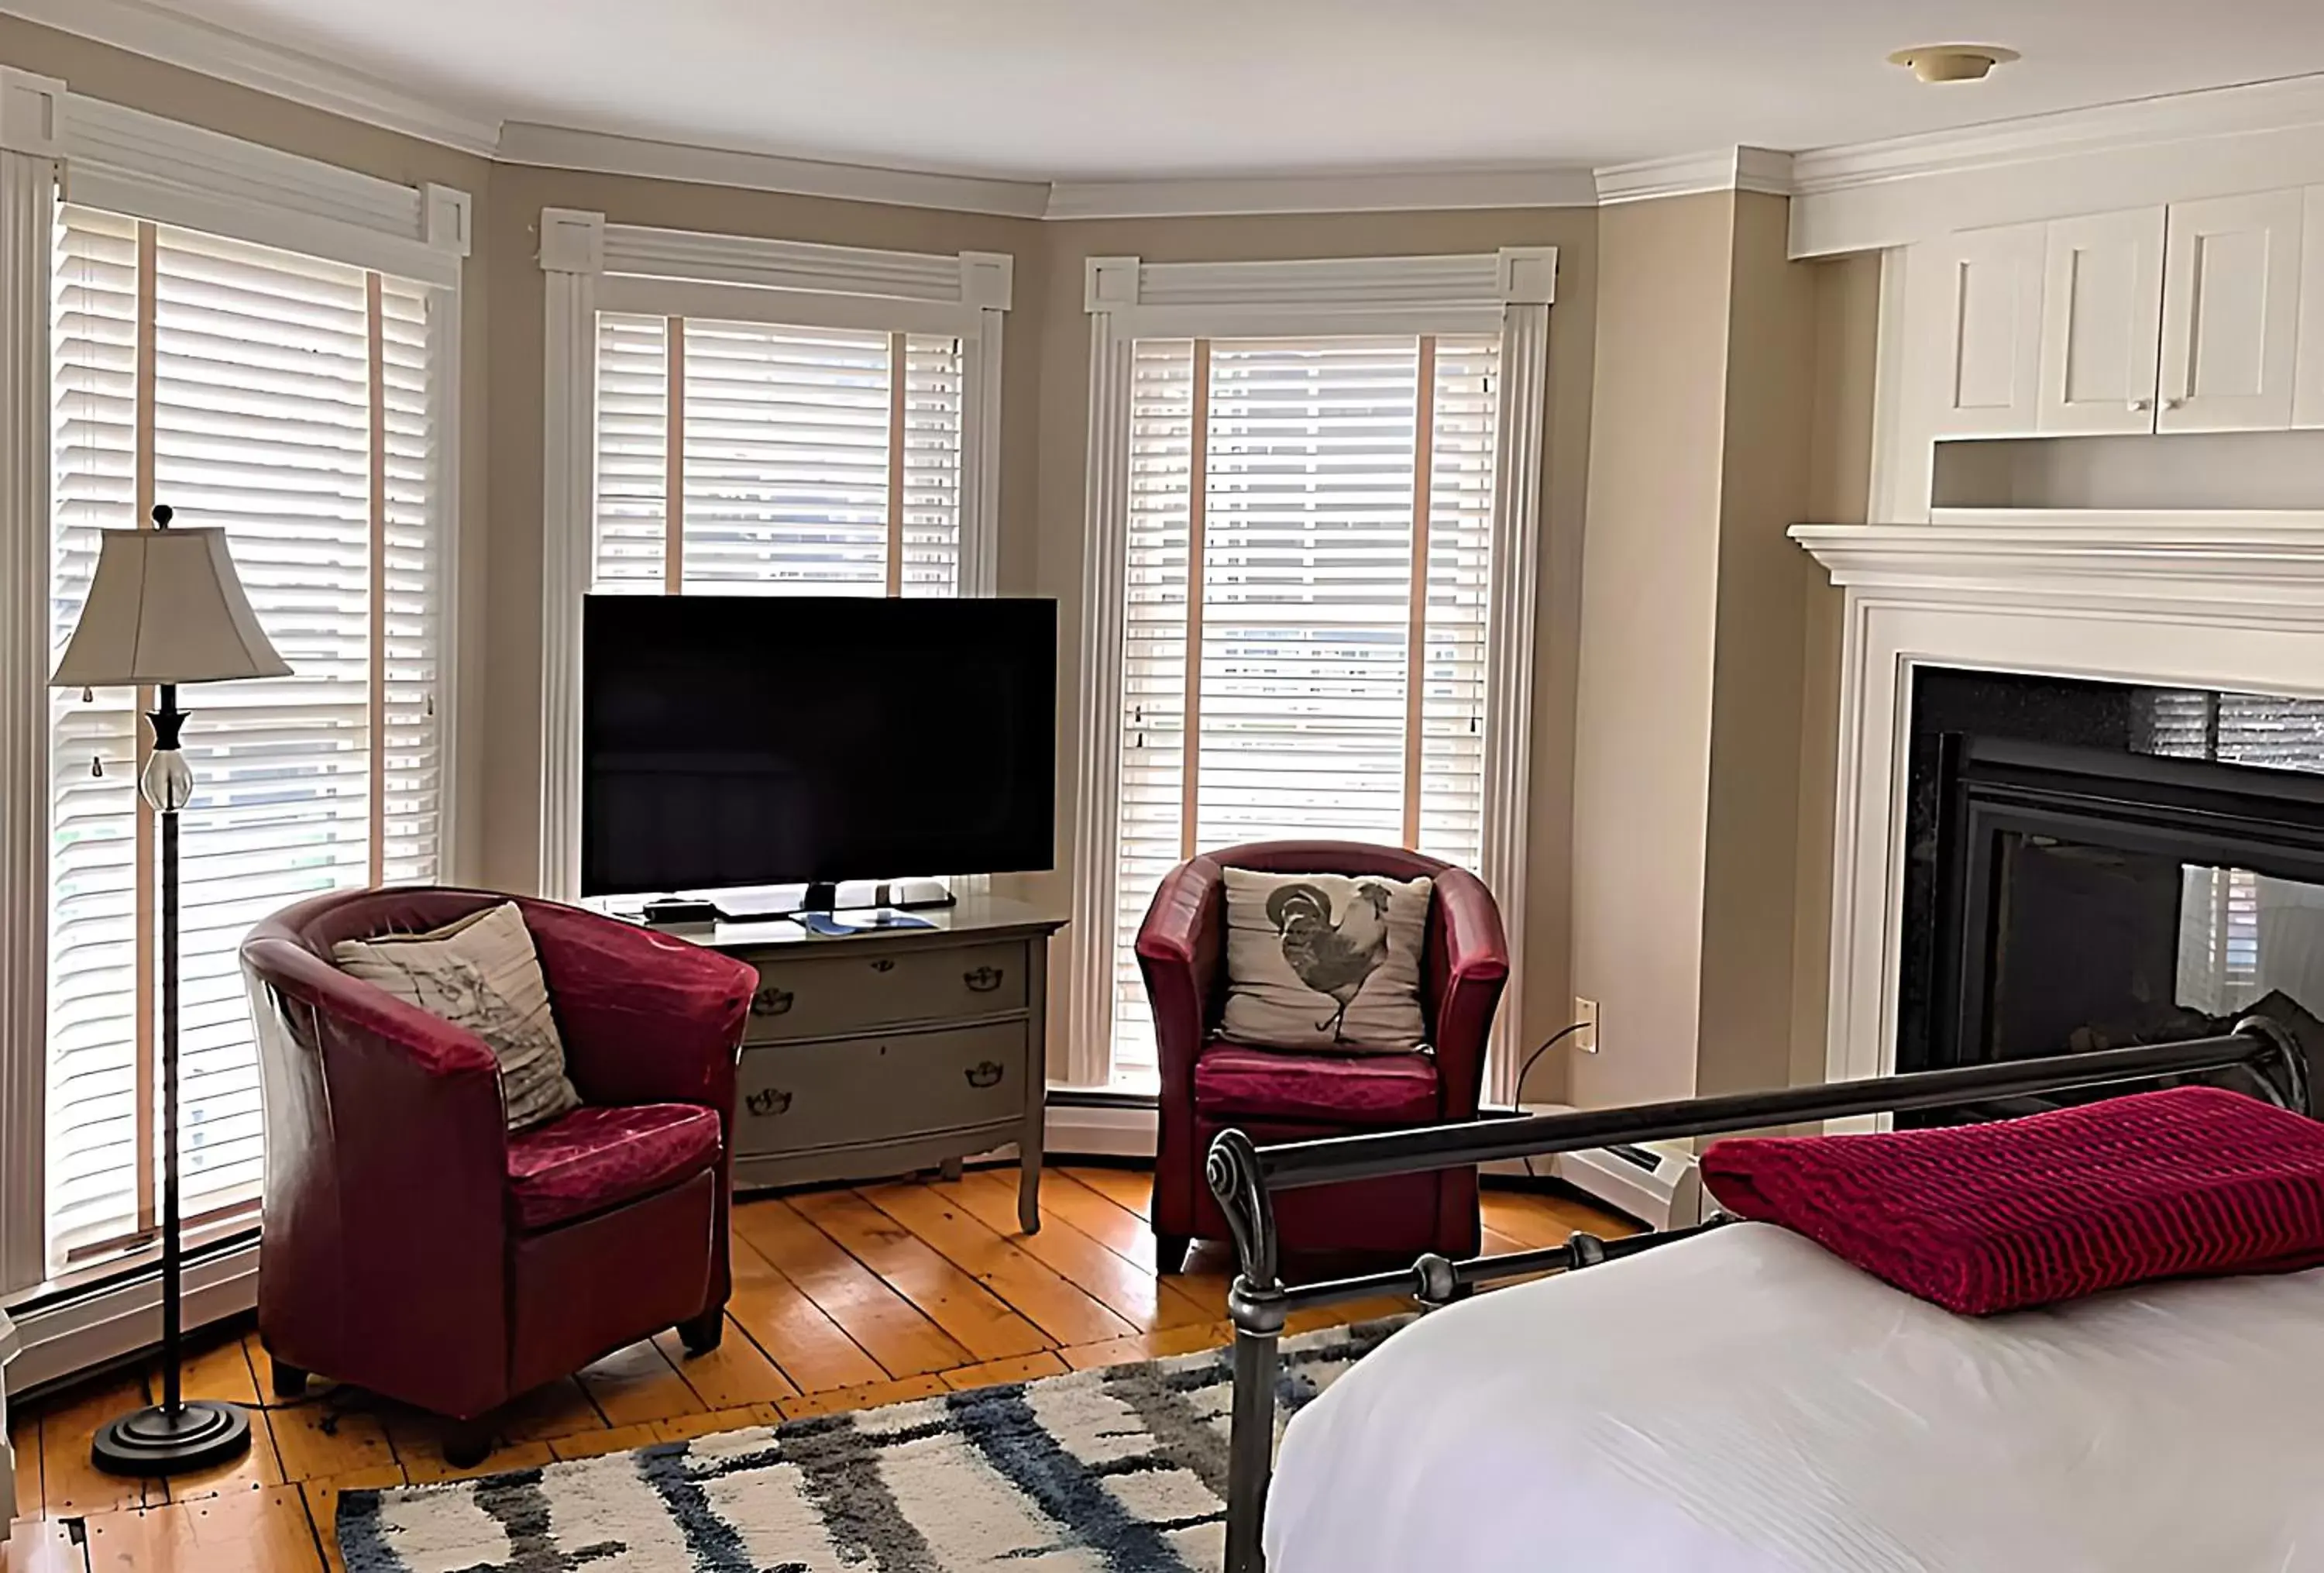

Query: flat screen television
[581,595,1057,902]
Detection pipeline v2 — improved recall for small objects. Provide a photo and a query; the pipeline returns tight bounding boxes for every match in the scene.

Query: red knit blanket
[1700,1086,2324,1314]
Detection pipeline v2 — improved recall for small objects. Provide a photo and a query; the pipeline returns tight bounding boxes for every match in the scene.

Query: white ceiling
[101,0,2324,178]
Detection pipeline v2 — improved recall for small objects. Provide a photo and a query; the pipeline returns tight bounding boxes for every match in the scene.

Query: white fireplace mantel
[1791,509,2324,1089]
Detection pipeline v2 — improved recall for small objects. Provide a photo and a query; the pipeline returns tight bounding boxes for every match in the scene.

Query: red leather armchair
[239,886,756,1461]
[1136,842,1510,1271]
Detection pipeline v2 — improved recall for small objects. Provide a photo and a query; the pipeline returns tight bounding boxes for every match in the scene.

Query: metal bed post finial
[1208,1127,1284,1573]
[2230,1014,2313,1115]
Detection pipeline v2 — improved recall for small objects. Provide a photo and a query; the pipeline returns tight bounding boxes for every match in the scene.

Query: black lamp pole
[90,515,253,1476]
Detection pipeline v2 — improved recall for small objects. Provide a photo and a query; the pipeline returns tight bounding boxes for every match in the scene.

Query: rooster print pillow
[1219,870,1433,1054]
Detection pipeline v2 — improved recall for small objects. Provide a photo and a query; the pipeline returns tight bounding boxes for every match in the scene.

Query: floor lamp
[52,505,290,1475]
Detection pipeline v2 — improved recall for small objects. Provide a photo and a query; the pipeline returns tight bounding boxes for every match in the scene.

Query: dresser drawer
[743,941,1027,1041]
[734,1020,1027,1156]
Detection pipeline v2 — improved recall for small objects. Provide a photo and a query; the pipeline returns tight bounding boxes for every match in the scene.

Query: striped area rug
[339,1317,1408,1572]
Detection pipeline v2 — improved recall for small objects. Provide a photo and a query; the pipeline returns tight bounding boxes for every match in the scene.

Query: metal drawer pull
[871,958,896,972]
[746,1087,794,1117]
[964,1061,1004,1089]
[751,986,795,1017]
[963,965,1006,993]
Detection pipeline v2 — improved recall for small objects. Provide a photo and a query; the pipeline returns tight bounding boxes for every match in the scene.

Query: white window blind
[1109,332,1500,1084]
[592,315,963,597]
[47,206,445,1272]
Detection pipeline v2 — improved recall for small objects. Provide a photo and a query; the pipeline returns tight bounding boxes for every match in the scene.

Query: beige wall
[1030,212,1599,1096]
[1568,191,1737,1107]
[1790,254,1881,1087]
[1567,193,1875,1107]
[473,168,1045,890]
[1694,191,1819,1098]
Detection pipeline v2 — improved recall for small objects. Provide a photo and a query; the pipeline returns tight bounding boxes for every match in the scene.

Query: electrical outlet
[1573,996,1600,1054]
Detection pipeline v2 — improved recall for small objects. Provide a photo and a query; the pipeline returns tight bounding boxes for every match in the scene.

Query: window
[1064,247,1551,1096]
[591,315,964,597]
[1107,333,1501,1083]
[538,221,1010,897]
[46,206,447,1272]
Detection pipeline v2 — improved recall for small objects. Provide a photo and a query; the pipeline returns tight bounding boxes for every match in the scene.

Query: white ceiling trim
[1790,73,2324,199]
[1593,146,1795,206]
[1788,72,2324,256]
[495,121,1051,219]
[15,0,2324,232]
[0,0,501,155]
[1043,167,1597,220]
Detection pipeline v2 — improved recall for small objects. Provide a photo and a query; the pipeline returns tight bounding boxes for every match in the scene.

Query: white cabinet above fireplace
[1910,188,2315,445]
[2036,208,2164,436]
[2161,190,2307,432]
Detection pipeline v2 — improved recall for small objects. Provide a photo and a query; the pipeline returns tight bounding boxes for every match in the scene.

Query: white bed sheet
[1265,1221,2324,1572]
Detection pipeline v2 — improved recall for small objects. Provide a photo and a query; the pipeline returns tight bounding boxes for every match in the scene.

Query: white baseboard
[1043,1100,1158,1158]
[7,1238,259,1396]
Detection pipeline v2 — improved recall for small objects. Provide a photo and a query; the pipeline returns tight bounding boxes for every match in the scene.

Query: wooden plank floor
[4,1166,1626,1571]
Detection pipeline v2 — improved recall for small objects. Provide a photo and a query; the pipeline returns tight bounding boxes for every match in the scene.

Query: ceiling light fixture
[1887,44,2020,84]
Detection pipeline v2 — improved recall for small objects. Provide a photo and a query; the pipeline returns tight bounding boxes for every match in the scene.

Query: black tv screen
[581,595,1057,897]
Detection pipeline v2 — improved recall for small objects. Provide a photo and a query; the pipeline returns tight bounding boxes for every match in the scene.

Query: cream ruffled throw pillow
[332,902,583,1131]
[1219,869,1432,1054]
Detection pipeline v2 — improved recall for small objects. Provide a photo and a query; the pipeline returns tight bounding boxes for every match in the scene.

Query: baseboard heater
[1556,1139,1705,1231]
[1496,1103,1704,1230]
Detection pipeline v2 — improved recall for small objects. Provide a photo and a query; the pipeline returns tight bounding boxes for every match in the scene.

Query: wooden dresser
[682,897,1065,1232]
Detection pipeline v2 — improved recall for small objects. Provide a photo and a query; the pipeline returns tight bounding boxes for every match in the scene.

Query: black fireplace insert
[1899,669,2324,1106]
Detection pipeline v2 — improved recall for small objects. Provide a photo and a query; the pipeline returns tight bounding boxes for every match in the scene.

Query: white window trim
[0,64,472,1310]
[1066,248,1555,1100]
[535,211,1014,900]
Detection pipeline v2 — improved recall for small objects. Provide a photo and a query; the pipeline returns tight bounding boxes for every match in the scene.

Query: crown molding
[1790,73,2324,199]
[21,0,2324,237]
[1593,146,1794,205]
[0,0,500,155]
[1043,166,1597,219]
[1788,72,2324,256]
[2,0,1608,221]
[495,121,1050,219]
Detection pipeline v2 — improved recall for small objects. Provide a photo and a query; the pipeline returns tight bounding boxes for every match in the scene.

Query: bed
[1267,1220,2324,1571]
[1204,1022,2318,1573]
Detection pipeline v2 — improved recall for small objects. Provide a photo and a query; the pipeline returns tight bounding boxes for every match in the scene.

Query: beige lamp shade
[50,525,291,689]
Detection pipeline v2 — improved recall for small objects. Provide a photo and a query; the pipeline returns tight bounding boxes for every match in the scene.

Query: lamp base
[91,1399,251,1475]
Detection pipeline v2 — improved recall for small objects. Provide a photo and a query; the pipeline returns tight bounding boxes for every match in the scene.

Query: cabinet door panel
[2037,208,2164,434]
[2158,190,2305,432]
[1921,224,2045,436]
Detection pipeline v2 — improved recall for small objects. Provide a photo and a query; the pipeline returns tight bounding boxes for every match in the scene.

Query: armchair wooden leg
[676,1308,725,1356]
[442,1419,493,1471]
[269,1358,309,1400]
[1155,1233,1191,1275]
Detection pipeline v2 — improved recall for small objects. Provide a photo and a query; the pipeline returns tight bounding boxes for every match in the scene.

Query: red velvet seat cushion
[1703,1086,2324,1315]
[506,1103,722,1231]
[1193,1041,1439,1126]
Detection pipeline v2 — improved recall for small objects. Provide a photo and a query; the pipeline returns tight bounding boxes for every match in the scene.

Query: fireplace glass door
[1977,831,2324,1063]
[1935,738,2324,1073]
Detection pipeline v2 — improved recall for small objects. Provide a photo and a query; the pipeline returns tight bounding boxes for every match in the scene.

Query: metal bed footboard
[1205,1020,2313,1573]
